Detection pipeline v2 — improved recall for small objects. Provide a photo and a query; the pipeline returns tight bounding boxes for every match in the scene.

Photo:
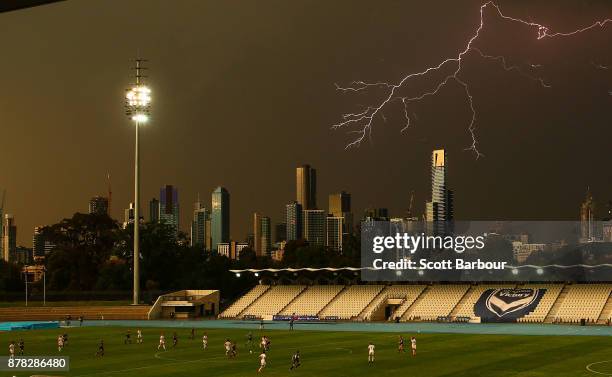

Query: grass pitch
[1,325,610,376]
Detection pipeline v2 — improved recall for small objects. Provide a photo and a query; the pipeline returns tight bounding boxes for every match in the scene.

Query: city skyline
[1,0,610,246]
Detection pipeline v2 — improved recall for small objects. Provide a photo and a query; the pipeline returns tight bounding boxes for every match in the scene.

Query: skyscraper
[580,189,596,242]
[329,191,353,235]
[253,213,272,257]
[326,216,344,252]
[285,202,303,241]
[33,226,55,257]
[148,198,160,223]
[160,185,180,235]
[329,191,351,216]
[2,214,16,262]
[303,209,326,247]
[191,197,210,249]
[274,222,287,243]
[296,164,317,210]
[211,187,230,251]
[88,196,109,216]
[123,203,135,229]
[425,149,454,233]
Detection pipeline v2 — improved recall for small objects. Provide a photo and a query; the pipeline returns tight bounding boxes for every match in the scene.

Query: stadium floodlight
[235,273,241,278]
[512,268,519,275]
[536,268,544,275]
[254,272,259,277]
[125,58,151,306]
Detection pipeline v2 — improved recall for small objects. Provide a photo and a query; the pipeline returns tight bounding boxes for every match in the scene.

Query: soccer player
[18,339,24,356]
[137,329,143,344]
[79,315,84,327]
[398,335,405,353]
[410,336,417,356]
[246,332,253,353]
[259,319,264,330]
[172,332,178,348]
[230,341,238,358]
[8,341,15,359]
[290,350,300,370]
[158,333,166,351]
[190,328,195,340]
[96,339,105,357]
[124,329,132,344]
[202,333,208,350]
[367,342,375,364]
[224,339,232,357]
[62,333,69,347]
[289,314,295,331]
[57,335,64,352]
[258,350,267,373]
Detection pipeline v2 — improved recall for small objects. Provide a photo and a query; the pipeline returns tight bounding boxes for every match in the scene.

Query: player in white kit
[410,336,417,356]
[158,334,166,351]
[202,333,208,349]
[137,329,143,344]
[258,351,267,372]
[367,342,375,364]
[8,341,15,359]
[57,335,64,352]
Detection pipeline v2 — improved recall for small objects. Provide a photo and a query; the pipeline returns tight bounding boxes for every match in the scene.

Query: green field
[1,326,610,376]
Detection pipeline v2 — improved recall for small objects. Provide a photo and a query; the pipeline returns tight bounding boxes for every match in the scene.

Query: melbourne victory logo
[475,288,546,322]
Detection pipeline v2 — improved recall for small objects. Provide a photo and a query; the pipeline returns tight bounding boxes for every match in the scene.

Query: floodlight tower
[125,58,151,305]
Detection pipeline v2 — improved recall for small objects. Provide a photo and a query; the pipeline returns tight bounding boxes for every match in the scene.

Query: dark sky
[1,0,610,247]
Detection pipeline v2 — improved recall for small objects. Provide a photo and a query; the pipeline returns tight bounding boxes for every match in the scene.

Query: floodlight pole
[133,118,140,305]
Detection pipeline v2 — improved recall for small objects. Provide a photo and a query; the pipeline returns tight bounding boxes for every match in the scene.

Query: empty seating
[403,285,469,321]
[241,285,305,318]
[0,306,150,321]
[452,284,516,319]
[219,285,269,318]
[518,284,563,323]
[552,284,611,323]
[281,285,344,316]
[319,285,384,320]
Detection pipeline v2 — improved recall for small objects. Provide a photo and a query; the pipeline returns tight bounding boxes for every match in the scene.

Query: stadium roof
[1,0,65,13]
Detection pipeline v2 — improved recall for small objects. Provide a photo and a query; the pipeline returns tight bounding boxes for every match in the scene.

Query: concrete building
[303,209,326,247]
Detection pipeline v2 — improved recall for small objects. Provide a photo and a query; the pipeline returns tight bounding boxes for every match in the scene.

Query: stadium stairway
[0,306,150,321]
[219,285,271,319]
[544,285,570,323]
[388,285,427,320]
[597,291,612,324]
[402,284,470,321]
[357,287,389,321]
[399,286,431,321]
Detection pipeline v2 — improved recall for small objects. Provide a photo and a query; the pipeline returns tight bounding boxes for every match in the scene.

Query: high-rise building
[33,226,45,257]
[275,222,287,243]
[329,191,353,235]
[253,213,272,257]
[217,241,248,260]
[123,203,135,228]
[211,187,230,251]
[303,209,326,247]
[191,197,210,249]
[326,216,344,252]
[363,208,389,221]
[285,202,303,241]
[425,149,453,233]
[149,198,160,223]
[160,185,180,234]
[2,214,16,262]
[329,191,351,216]
[89,196,109,216]
[261,216,271,256]
[580,189,596,242]
[296,164,317,210]
[33,226,55,256]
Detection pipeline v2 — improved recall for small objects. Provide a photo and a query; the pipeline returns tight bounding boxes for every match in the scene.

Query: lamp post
[125,59,151,305]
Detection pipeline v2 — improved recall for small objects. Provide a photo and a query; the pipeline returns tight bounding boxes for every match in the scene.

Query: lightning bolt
[332,1,611,157]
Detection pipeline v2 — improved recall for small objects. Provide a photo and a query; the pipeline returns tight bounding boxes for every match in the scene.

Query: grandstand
[219,283,612,325]
[0,305,150,322]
